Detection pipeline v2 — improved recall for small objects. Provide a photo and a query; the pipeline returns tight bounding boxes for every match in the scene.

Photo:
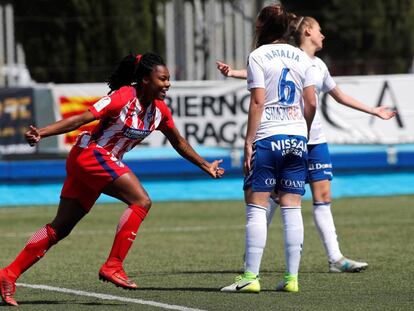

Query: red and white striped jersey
[75,86,175,159]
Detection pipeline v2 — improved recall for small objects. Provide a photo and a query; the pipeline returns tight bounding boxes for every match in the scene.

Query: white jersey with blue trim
[307,56,336,145]
[247,43,318,141]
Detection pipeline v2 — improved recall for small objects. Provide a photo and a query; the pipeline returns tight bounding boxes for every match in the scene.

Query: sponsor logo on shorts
[265,178,277,186]
[308,163,332,171]
[123,127,151,139]
[280,178,305,189]
[271,138,307,157]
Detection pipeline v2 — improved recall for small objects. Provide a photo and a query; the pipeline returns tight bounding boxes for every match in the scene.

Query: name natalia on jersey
[75,86,175,160]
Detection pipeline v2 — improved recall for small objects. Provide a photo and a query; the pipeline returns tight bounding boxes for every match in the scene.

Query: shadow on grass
[137,287,220,292]
[133,269,329,276]
[136,287,281,293]
[14,300,126,307]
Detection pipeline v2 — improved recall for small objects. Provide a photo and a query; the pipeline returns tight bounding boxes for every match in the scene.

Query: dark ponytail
[107,53,166,94]
[254,4,289,48]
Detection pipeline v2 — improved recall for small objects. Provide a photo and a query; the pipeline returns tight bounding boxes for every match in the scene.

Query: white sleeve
[322,69,336,93]
[247,53,265,90]
[303,65,318,88]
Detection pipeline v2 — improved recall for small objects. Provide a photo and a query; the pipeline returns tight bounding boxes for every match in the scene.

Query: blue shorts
[244,135,308,195]
[307,143,333,182]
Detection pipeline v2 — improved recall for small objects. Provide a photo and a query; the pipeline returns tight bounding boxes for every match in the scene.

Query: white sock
[266,197,278,228]
[313,202,343,263]
[245,204,267,275]
[280,206,303,275]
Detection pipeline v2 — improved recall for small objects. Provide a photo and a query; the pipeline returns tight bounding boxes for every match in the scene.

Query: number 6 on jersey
[278,68,296,105]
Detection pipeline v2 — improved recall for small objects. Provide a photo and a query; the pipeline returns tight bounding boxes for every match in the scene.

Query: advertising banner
[319,74,414,144]
[50,74,414,150]
[51,83,108,150]
[0,88,35,154]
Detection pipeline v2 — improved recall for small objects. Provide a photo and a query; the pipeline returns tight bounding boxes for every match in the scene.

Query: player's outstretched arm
[329,86,397,120]
[162,127,224,179]
[25,110,96,146]
[216,61,248,79]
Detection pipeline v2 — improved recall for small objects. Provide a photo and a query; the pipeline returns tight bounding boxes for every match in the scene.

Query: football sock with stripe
[5,224,58,281]
[105,204,148,267]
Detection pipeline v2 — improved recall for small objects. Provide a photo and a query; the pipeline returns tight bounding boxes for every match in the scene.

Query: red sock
[6,224,58,281]
[105,205,148,267]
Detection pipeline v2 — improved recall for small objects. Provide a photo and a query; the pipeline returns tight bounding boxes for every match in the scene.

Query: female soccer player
[216,15,396,276]
[0,52,224,306]
[221,4,318,293]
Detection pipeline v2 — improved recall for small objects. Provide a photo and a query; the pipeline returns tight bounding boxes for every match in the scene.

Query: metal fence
[162,0,274,80]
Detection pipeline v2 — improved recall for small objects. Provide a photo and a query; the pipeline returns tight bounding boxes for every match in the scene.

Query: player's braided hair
[107,53,166,94]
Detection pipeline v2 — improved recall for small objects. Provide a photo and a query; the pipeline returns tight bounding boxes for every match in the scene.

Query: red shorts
[61,145,131,212]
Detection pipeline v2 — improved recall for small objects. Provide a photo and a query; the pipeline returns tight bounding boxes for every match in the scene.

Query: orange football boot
[98,264,137,290]
[0,269,18,306]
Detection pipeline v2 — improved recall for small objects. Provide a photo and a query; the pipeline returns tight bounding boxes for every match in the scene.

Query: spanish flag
[59,96,100,146]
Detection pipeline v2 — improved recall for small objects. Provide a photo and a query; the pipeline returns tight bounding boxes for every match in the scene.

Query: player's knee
[50,223,73,241]
[45,223,59,244]
[130,196,152,210]
[313,187,331,203]
[142,197,152,209]
[320,190,331,202]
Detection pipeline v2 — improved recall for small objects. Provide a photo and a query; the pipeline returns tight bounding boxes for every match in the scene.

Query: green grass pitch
[1,195,413,310]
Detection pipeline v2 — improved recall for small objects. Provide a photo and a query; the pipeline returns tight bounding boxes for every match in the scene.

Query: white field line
[1,225,245,238]
[17,283,207,311]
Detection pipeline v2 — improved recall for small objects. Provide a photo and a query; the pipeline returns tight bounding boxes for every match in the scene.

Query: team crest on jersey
[93,96,111,112]
[123,127,151,139]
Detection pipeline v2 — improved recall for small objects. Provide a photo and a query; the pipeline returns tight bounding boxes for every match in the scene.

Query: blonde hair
[287,16,318,46]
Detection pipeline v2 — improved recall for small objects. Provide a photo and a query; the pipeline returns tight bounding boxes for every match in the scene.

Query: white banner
[321,74,414,144]
[50,74,414,149]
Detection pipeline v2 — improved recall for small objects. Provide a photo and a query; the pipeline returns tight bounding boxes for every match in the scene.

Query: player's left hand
[374,106,397,120]
[208,159,225,178]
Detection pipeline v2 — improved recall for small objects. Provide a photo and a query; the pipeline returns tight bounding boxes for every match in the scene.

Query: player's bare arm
[162,126,224,178]
[216,61,247,79]
[25,110,96,146]
[329,86,397,120]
